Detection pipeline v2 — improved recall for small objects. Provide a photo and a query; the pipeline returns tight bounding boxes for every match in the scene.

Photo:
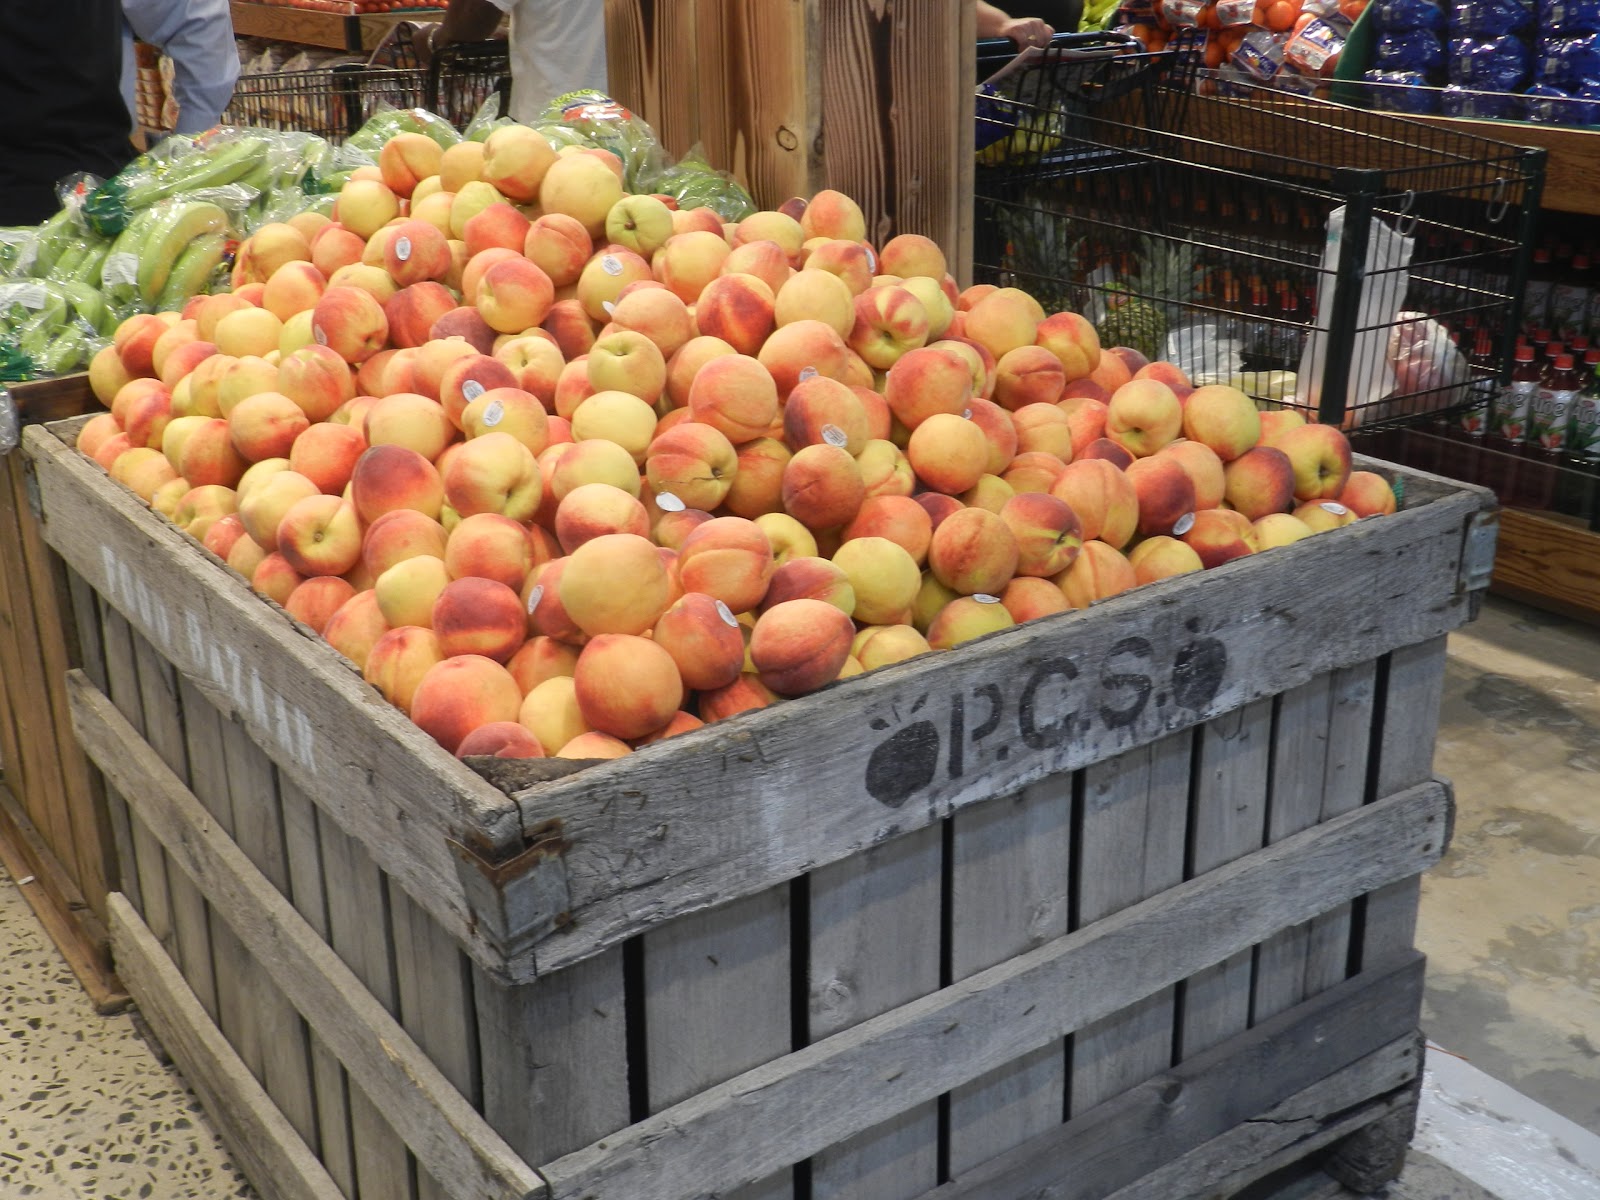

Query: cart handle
[978,31,1145,90]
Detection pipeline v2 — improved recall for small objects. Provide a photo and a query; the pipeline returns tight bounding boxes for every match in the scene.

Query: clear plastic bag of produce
[1284,14,1350,75]
[655,145,757,222]
[1164,322,1245,385]
[1372,0,1444,32]
[1386,311,1469,402]
[84,127,276,236]
[536,90,669,193]
[464,93,519,143]
[100,194,235,313]
[1298,205,1414,421]
[344,106,463,158]
[1233,29,1292,80]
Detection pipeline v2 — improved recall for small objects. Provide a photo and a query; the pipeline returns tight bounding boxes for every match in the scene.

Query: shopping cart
[973,33,1547,429]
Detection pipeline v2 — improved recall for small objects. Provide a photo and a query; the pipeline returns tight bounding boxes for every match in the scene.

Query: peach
[748,599,854,696]
[1294,499,1359,532]
[645,422,738,511]
[587,329,667,404]
[1056,540,1136,608]
[443,432,542,521]
[91,432,132,471]
[378,282,454,348]
[310,223,367,278]
[1035,311,1101,382]
[335,178,401,240]
[961,474,1015,514]
[1222,446,1296,520]
[678,517,776,614]
[963,288,1045,362]
[431,306,500,356]
[683,354,776,444]
[438,141,485,192]
[999,575,1070,624]
[881,344,972,432]
[326,262,399,306]
[1338,471,1397,518]
[557,532,672,637]
[1000,450,1067,495]
[555,482,649,552]
[756,319,852,399]
[364,392,454,461]
[848,285,929,370]
[1257,409,1308,444]
[548,438,641,502]
[76,412,124,461]
[309,286,388,365]
[1059,393,1109,452]
[758,556,853,616]
[553,357,596,420]
[570,390,657,464]
[442,512,534,591]
[120,385,173,450]
[651,592,745,691]
[114,313,176,377]
[1079,437,1134,470]
[635,710,706,745]
[472,256,552,336]
[1000,492,1084,577]
[518,675,593,750]
[289,421,366,495]
[906,412,987,495]
[210,309,282,360]
[851,624,929,671]
[689,273,772,357]
[774,268,855,339]
[994,345,1067,410]
[824,536,917,626]
[227,391,308,463]
[506,636,580,694]
[260,261,326,324]
[351,444,445,523]
[439,353,519,429]
[456,721,545,759]
[1133,361,1192,401]
[556,731,632,759]
[717,437,788,520]
[523,214,593,291]
[608,286,694,361]
[522,558,587,645]
[319,589,391,672]
[1159,439,1226,510]
[362,626,445,713]
[108,448,178,503]
[377,132,442,198]
[964,397,1018,475]
[1011,402,1074,462]
[800,190,867,243]
[1049,458,1138,548]
[362,508,449,577]
[1181,384,1260,462]
[247,551,303,605]
[722,239,791,296]
[492,337,564,408]
[1252,512,1317,549]
[374,554,452,629]
[463,203,534,262]
[1106,379,1183,458]
[698,673,780,722]
[605,193,676,259]
[805,239,875,296]
[732,211,804,264]
[649,231,729,307]
[1179,508,1253,569]
[275,493,363,577]
[856,438,916,500]
[1128,535,1204,584]
[1125,456,1197,538]
[171,418,245,489]
[1087,349,1135,394]
[410,654,523,753]
[928,507,1019,595]
[782,443,866,530]
[431,577,527,662]
[248,222,314,279]
[540,154,624,238]
[1267,423,1353,502]
[926,594,1016,649]
[225,532,268,580]
[840,495,932,565]
[752,511,817,565]
[283,576,356,635]
[478,123,557,203]
[571,634,683,739]
[782,376,868,456]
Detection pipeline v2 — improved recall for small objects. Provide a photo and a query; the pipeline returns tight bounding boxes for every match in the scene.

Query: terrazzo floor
[0,863,253,1199]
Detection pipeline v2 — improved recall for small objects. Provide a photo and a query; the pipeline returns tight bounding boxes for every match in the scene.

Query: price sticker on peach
[1173,512,1196,536]
[821,424,848,448]
[601,255,624,277]
[395,236,412,262]
[462,380,486,402]
[482,400,505,427]
[526,584,544,615]
[715,600,739,628]
[656,492,686,512]
[1321,502,1348,516]
[313,325,328,346]
[799,366,819,382]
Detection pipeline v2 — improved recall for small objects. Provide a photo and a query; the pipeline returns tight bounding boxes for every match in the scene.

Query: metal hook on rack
[1486,178,1509,224]
[1394,189,1419,237]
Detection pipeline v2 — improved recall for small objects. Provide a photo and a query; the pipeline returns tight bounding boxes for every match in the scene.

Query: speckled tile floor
[0,862,254,1200]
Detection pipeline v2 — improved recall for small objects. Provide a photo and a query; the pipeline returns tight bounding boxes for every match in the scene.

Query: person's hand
[1001,16,1055,49]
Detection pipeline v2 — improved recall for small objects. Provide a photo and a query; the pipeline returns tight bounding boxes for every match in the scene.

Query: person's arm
[122,0,240,135]
[417,0,506,66]
[976,2,1055,48]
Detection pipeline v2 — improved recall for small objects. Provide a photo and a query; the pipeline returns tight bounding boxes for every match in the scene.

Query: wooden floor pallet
[23,411,1492,1200]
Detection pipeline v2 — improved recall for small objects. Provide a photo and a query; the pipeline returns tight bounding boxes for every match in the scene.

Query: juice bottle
[1485,345,1541,502]
[1532,353,1582,460]
[1458,327,1497,441]
[1560,350,1600,519]
[1525,248,1554,334]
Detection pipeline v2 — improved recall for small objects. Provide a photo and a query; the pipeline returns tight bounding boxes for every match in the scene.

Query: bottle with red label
[1532,353,1582,461]
[1487,345,1541,503]
[1458,327,1497,441]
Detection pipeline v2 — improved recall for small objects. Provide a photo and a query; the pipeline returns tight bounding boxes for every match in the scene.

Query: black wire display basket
[974,33,1548,431]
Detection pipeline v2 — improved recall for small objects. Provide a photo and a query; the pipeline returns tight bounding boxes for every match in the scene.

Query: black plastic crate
[974,36,1548,430]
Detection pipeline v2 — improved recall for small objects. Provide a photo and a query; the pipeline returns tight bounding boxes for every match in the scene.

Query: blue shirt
[121,0,241,135]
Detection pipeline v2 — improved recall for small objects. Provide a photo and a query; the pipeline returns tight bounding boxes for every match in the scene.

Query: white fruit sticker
[962,408,972,419]
[1173,512,1196,536]
[715,600,739,627]
[601,254,623,277]
[482,399,505,427]
[526,584,544,614]
[602,300,617,316]
[1321,502,1348,516]
[821,423,848,448]
[864,246,877,273]
[313,325,328,346]
[655,491,686,512]
[462,379,486,402]
[798,365,818,382]
[395,236,412,262]
[973,593,1001,604]
[102,252,139,287]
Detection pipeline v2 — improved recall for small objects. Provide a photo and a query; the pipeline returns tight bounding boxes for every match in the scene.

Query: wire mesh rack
[973,34,1548,430]
[224,38,510,141]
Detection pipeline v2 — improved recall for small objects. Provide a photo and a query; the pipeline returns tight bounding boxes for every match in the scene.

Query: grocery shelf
[229,0,440,53]
[1491,508,1600,624]
[1403,117,1600,219]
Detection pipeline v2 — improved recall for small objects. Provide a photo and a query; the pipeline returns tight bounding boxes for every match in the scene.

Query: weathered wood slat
[917,954,1424,1200]
[1302,662,1378,996]
[1068,732,1191,1114]
[108,892,347,1200]
[67,669,547,1200]
[473,949,631,1167]
[513,483,1486,977]
[538,778,1448,1200]
[946,777,1073,1173]
[1178,698,1273,1059]
[1360,638,1450,974]
[24,423,522,973]
[807,827,943,1200]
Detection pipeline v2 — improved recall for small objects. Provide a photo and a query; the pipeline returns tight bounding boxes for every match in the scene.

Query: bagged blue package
[1576,81,1600,121]
[1376,30,1448,71]
[1539,0,1600,35]
[1373,0,1445,32]
[1561,32,1600,80]
[1364,69,1441,111]
[1449,0,1532,35]
[1524,82,1577,121]
[1449,36,1531,89]
[1536,37,1576,85]
[1440,85,1518,117]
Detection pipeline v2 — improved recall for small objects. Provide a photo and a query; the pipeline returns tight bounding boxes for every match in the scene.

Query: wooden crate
[24,407,1495,1200]
[0,376,124,1012]
[604,0,975,279]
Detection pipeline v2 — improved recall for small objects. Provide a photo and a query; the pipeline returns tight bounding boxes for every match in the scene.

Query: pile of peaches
[75,122,1394,762]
